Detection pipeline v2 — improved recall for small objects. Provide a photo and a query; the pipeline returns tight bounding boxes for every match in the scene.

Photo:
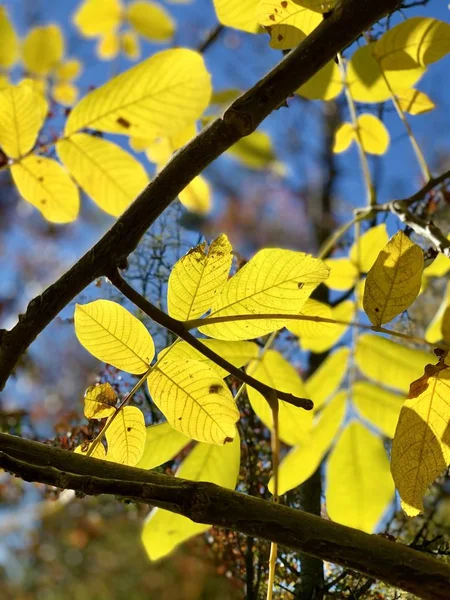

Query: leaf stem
[267,393,280,600]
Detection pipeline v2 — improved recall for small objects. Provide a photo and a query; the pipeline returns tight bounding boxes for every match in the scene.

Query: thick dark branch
[0,0,400,390]
[0,433,449,600]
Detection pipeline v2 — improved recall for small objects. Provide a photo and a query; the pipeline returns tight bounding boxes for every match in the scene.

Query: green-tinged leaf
[228,131,277,170]
[65,49,211,140]
[57,133,149,217]
[395,88,435,115]
[324,258,358,291]
[22,25,64,76]
[391,354,450,516]
[168,234,233,321]
[291,0,337,11]
[136,422,191,470]
[75,442,106,459]
[210,88,241,107]
[305,347,350,412]
[73,0,122,37]
[350,224,389,273]
[327,421,394,532]
[84,383,117,419]
[364,231,423,326]
[142,434,240,560]
[296,60,343,101]
[74,300,155,374]
[148,360,239,444]
[356,334,433,393]
[425,282,450,344]
[178,175,211,214]
[200,249,329,341]
[257,0,321,50]
[246,350,312,445]
[213,0,260,33]
[126,0,175,41]
[353,381,404,438]
[106,406,146,466]
[0,7,19,68]
[10,155,79,223]
[271,391,346,495]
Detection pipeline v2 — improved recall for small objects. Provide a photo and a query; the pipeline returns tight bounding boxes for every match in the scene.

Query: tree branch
[0,0,401,390]
[0,432,448,600]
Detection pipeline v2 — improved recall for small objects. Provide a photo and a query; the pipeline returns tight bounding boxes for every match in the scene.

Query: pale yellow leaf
[305,347,350,412]
[127,0,175,41]
[74,300,155,374]
[200,249,329,341]
[22,25,64,76]
[73,0,122,37]
[0,7,19,68]
[52,82,79,106]
[425,282,450,344]
[84,383,117,419]
[333,122,353,153]
[286,298,332,341]
[257,0,321,50]
[147,360,239,444]
[57,133,149,217]
[324,258,358,290]
[106,406,146,466]
[246,350,312,445]
[65,49,211,139]
[121,30,141,60]
[143,123,196,164]
[364,231,423,326]
[327,421,394,532]
[350,224,389,273]
[213,0,260,33]
[294,300,353,354]
[11,155,79,223]
[75,442,106,459]
[353,381,404,439]
[297,60,343,101]
[357,114,390,155]
[395,88,435,115]
[136,422,191,469]
[228,130,277,170]
[55,59,82,82]
[96,31,120,60]
[179,176,211,214]
[168,234,233,321]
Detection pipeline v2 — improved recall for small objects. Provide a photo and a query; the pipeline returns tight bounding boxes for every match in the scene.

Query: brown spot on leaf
[269,14,275,21]
[297,282,304,289]
[209,384,222,394]
[127,427,131,432]
[117,116,131,128]
[38,176,44,182]
[41,199,46,204]
[374,307,379,312]
[281,0,288,7]
[277,34,283,41]
[223,437,233,444]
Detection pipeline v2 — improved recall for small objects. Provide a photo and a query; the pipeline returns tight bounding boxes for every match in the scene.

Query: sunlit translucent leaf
[0,7,19,68]
[364,231,423,326]
[286,298,331,341]
[373,17,450,70]
[353,381,404,439]
[293,300,353,354]
[143,124,196,164]
[228,130,278,170]
[347,45,425,104]
[0,73,10,89]
[75,442,106,459]
[121,30,141,60]
[53,82,79,106]
[142,435,240,560]
[136,422,191,469]
[20,78,48,116]
[200,249,329,341]
[395,88,435,115]
[305,347,350,412]
[127,0,175,41]
[57,133,149,217]
[323,258,358,291]
[73,0,122,37]
[213,0,260,33]
[10,155,79,223]
[148,360,239,444]
[168,234,233,321]
[391,354,450,516]
[296,60,343,101]
[74,300,155,374]
[0,85,46,159]
[97,31,120,60]
[56,59,82,82]
[106,406,146,466]
[334,115,390,155]
[425,282,450,344]
[246,350,312,445]
[257,0,321,50]
[158,339,258,379]
[22,25,64,76]
[355,334,433,393]
[327,421,394,532]
[179,176,211,214]
[350,224,389,273]
[271,391,346,495]
[84,383,117,419]
[333,122,353,153]
[65,49,211,140]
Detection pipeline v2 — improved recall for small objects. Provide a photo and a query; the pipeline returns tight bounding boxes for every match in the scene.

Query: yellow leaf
[257,0,321,50]
[350,224,389,273]
[168,234,233,321]
[22,25,64,76]
[246,350,312,445]
[425,282,450,344]
[213,0,260,33]
[347,45,425,104]
[105,406,146,466]
[74,300,155,374]
[136,422,190,469]
[20,78,48,117]
[73,0,122,37]
[324,258,358,291]
[55,59,82,82]
[271,391,346,495]
[305,347,350,412]
[52,82,79,106]
[84,383,117,419]
[75,441,106,459]
[178,175,211,214]
[10,155,79,223]
[423,248,450,279]
[357,114,390,155]
[391,354,450,516]
[0,85,46,159]
[333,122,353,153]
[96,31,120,60]
[286,298,331,341]
[292,300,353,354]
[126,0,175,41]
[210,88,241,107]
[355,334,433,393]
[353,381,404,438]
[56,133,149,217]
[373,17,450,70]
[147,360,239,444]
[327,421,394,532]
[291,0,337,11]
[142,434,240,560]
[0,7,19,68]
[65,49,211,139]
[120,30,141,60]
[395,88,435,115]
[143,123,196,163]
[364,231,423,326]
[158,339,259,379]
[200,249,329,341]
[296,60,343,101]
[228,130,278,170]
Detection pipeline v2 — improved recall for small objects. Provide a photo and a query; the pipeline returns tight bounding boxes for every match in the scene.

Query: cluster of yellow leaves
[73,0,175,61]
